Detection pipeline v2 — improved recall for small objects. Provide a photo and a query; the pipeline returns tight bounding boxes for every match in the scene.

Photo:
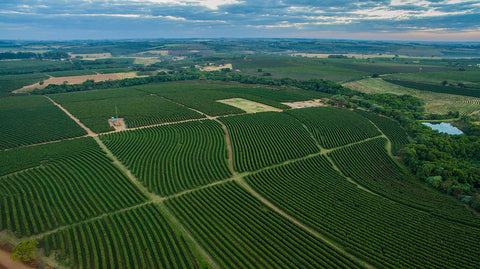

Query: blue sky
[1,0,479,41]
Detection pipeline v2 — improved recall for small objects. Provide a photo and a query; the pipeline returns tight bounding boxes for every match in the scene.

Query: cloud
[0,0,479,40]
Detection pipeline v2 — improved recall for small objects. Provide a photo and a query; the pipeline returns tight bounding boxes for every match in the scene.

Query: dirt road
[0,249,33,269]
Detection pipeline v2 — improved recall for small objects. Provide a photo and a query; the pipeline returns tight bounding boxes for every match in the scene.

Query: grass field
[343,78,480,115]
[385,71,480,89]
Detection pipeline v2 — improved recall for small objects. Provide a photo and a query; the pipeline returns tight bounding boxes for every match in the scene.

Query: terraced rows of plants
[286,107,380,149]
[0,137,101,177]
[41,204,201,269]
[329,137,480,227]
[101,120,231,196]
[0,138,146,237]
[219,112,319,172]
[139,82,283,116]
[0,96,87,150]
[246,154,480,268]
[138,81,328,116]
[355,109,410,155]
[165,182,363,269]
[50,87,204,133]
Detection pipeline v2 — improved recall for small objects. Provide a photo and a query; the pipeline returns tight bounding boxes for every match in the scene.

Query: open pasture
[343,78,480,115]
[0,95,86,150]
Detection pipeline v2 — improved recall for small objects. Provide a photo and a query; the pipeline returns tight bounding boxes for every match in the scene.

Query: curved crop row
[50,88,205,133]
[0,96,86,150]
[329,137,480,227]
[42,204,201,269]
[355,110,410,155]
[0,137,98,177]
[246,155,480,268]
[286,107,380,149]
[101,120,231,196]
[165,182,363,269]
[0,139,146,237]
[220,112,319,172]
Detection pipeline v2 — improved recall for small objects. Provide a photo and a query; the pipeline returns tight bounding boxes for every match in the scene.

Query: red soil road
[0,249,34,269]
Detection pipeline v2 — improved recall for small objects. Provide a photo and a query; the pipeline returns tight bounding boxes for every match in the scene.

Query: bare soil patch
[14,72,140,93]
[108,118,127,131]
[282,99,328,109]
[217,98,282,113]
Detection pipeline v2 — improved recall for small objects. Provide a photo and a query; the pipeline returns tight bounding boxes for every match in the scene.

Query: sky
[1,0,480,41]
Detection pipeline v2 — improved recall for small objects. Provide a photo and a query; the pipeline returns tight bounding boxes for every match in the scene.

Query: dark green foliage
[220,112,319,172]
[165,182,363,269]
[287,107,380,149]
[0,73,48,95]
[0,96,86,150]
[101,120,231,196]
[355,110,410,155]
[384,79,480,98]
[42,204,200,268]
[50,87,204,133]
[246,155,480,269]
[329,137,480,226]
[0,138,146,237]
[0,137,97,176]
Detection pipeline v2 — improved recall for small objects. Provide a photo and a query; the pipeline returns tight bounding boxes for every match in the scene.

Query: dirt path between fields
[234,177,374,269]
[0,249,33,269]
[46,96,96,137]
[45,96,219,269]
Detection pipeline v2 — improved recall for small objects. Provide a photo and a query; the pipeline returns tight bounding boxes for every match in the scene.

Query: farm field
[343,78,480,115]
[286,106,381,149]
[385,71,480,89]
[50,87,205,133]
[0,95,86,150]
[15,72,141,93]
[101,120,232,196]
[246,154,480,268]
[2,74,480,267]
[219,112,319,172]
[136,81,330,116]
[0,137,147,237]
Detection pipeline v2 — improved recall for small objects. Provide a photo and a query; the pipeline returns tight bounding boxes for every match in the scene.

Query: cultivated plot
[42,204,202,269]
[329,137,480,226]
[101,120,231,196]
[246,154,480,269]
[0,137,146,237]
[220,112,319,172]
[165,182,363,269]
[286,107,381,149]
[50,87,204,133]
[0,95,86,150]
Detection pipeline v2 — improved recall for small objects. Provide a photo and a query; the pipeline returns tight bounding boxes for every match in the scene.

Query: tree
[442,80,448,86]
[11,239,38,263]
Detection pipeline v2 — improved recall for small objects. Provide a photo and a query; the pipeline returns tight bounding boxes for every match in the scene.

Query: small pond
[422,122,463,135]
